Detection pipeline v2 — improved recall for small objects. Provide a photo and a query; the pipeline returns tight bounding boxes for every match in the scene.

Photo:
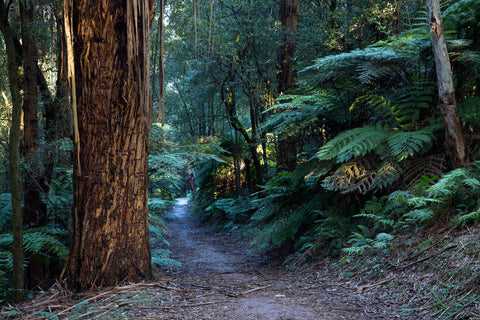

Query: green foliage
[315,126,389,163]
[151,249,181,268]
[0,227,69,302]
[248,165,342,262]
[261,92,348,136]
[0,194,12,233]
[387,128,435,161]
[302,47,411,85]
[206,197,254,230]
[148,198,173,244]
[315,125,439,194]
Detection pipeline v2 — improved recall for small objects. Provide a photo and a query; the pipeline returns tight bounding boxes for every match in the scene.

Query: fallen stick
[134,301,219,309]
[239,284,273,296]
[356,277,397,293]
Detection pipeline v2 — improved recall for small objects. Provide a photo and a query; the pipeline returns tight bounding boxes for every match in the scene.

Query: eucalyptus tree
[65,0,155,290]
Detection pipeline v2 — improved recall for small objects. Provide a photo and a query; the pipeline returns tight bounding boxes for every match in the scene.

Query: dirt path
[153,198,407,320]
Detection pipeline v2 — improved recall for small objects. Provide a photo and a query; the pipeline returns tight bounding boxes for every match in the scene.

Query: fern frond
[403,154,447,190]
[151,249,181,267]
[371,161,402,190]
[373,233,394,249]
[426,168,469,199]
[302,48,409,84]
[387,128,435,161]
[455,207,480,227]
[261,92,347,136]
[403,208,435,223]
[349,94,395,125]
[458,97,480,131]
[315,126,388,162]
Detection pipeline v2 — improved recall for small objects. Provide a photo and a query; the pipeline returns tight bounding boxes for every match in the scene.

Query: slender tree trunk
[20,0,49,289]
[0,0,24,302]
[277,0,299,172]
[221,67,262,188]
[66,0,153,291]
[158,0,165,126]
[426,0,468,168]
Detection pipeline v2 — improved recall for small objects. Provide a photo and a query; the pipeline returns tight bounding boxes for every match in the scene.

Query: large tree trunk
[0,0,24,302]
[426,0,468,168]
[66,0,153,291]
[276,0,299,172]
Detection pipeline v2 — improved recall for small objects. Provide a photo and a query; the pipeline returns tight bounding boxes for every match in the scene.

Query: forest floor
[4,198,480,319]
[147,198,409,320]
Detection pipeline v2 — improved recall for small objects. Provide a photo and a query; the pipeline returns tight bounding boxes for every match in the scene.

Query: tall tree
[20,0,49,289]
[0,0,24,303]
[426,0,468,168]
[66,0,154,291]
[276,0,299,172]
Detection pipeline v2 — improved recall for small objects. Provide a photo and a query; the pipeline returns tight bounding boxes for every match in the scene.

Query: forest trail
[153,198,405,320]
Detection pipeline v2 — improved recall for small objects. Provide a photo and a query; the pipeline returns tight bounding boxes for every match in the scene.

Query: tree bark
[426,0,468,168]
[278,0,299,95]
[0,0,24,303]
[276,0,299,173]
[20,0,49,289]
[158,0,165,125]
[66,0,153,291]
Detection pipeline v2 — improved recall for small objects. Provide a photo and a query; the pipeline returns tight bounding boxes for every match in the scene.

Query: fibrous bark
[66,0,153,291]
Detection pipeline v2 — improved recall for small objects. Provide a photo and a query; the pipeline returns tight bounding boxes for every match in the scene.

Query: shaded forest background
[1,0,480,317]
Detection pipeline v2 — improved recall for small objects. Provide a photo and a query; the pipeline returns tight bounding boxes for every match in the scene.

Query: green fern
[151,249,181,267]
[302,47,410,85]
[315,126,388,162]
[354,196,396,230]
[261,91,348,136]
[455,207,480,227]
[387,127,436,161]
[402,208,435,224]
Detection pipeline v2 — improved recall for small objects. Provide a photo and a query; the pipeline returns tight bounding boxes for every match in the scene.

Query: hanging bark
[426,0,468,168]
[0,0,24,303]
[276,0,299,172]
[66,0,153,291]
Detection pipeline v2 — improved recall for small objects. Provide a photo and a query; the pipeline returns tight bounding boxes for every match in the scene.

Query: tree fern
[261,91,347,136]
[302,47,410,85]
[387,127,436,161]
[314,126,388,162]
